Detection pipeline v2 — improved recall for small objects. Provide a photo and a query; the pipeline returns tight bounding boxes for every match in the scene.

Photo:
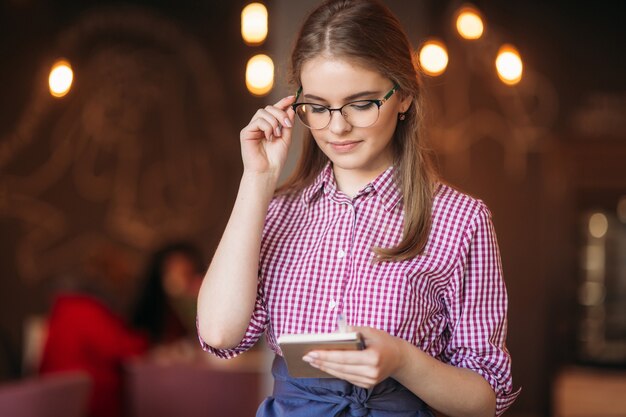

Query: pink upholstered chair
[125,361,263,417]
[0,371,91,417]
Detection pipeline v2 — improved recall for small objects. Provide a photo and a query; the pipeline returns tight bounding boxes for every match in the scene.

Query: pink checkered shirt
[200,163,520,415]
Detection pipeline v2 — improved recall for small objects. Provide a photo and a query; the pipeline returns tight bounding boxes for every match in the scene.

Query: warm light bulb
[246,54,274,96]
[418,40,448,76]
[49,59,73,98]
[456,7,484,40]
[241,3,268,45]
[495,45,523,85]
[589,212,608,238]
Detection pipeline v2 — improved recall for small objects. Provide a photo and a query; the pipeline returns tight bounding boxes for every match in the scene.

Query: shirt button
[337,249,346,259]
[329,299,336,310]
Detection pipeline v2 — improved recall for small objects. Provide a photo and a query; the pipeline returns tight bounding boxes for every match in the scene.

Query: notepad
[277,332,365,378]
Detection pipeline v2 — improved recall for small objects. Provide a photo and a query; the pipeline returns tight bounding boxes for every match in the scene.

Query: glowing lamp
[241,3,268,45]
[456,7,484,40]
[246,54,274,96]
[419,40,448,76]
[589,213,608,239]
[495,45,523,85]
[49,59,73,98]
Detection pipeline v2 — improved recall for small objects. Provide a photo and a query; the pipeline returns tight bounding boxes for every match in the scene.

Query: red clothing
[40,294,148,417]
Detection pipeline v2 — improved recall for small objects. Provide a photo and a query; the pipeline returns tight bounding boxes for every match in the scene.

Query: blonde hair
[279,0,437,261]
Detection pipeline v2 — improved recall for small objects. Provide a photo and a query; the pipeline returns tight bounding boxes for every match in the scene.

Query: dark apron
[256,355,434,417]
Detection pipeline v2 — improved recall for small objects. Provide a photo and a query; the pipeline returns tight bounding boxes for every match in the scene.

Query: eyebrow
[303,90,382,102]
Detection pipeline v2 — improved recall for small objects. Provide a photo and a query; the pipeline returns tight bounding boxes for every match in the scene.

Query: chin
[324,150,355,163]
[327,155,370,171]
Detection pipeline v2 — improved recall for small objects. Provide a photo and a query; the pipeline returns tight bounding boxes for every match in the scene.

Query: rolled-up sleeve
[197,281,268,359]
[442,202,521,416]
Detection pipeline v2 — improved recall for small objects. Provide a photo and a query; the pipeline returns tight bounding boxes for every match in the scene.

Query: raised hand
[240,95,297,179]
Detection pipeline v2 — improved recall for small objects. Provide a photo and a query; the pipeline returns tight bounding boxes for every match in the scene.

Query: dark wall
[0,0,259,380]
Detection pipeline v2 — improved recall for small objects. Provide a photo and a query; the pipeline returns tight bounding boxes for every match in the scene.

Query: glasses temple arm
[295,86,303,103]
[380,84,399,104]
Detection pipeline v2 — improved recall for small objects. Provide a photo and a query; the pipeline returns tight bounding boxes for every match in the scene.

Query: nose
[328,109,352,135]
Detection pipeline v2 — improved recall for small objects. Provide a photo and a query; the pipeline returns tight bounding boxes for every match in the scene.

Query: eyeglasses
[291,84,399,130]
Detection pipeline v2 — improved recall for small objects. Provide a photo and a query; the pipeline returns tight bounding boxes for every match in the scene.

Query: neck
[332,164,391,199]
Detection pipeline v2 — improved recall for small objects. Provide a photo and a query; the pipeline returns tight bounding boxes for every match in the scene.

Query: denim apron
[256,355,434,417]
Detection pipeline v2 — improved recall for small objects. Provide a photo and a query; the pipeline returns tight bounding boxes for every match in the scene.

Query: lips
[329,140,362,152]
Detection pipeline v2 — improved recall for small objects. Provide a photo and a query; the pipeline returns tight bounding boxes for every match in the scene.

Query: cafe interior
[0,0,625,416]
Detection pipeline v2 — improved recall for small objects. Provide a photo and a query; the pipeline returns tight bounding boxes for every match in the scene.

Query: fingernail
[302,355,312,363]
[275,126,281,136]
[307,352,319,359]
[268,134,273,142]
[284,118,292,128]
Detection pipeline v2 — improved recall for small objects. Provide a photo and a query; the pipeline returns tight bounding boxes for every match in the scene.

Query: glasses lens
[294,101,380,129]
[343,101,380,128]
[295,104,330,130]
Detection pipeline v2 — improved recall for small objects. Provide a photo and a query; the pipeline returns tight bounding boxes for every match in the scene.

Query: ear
[399,93,413,113]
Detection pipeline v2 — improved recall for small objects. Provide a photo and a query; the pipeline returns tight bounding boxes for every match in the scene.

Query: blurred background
[0,1,625,417]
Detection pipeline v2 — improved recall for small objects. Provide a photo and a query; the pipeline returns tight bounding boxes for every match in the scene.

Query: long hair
[279,0,437,261]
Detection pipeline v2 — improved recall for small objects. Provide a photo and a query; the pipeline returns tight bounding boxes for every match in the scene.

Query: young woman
[197,1,519,416]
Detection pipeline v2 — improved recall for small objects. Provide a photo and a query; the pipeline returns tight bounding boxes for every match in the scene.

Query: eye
[309,104,328,114]
[348,101,377,111]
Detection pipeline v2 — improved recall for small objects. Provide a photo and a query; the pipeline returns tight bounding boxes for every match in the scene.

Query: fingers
[243,96,296,142]
[300,327,395,389]
[302,350,381,388]
[310,361,380,382]
[304,349,368,365]
[259,108,289,138]
[305,360,378,388]
[273,94,297,111]
[241,116,275,142]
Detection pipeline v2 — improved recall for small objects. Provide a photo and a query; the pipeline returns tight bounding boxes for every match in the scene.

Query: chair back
[0,371,91,417]
[126,361,262,417]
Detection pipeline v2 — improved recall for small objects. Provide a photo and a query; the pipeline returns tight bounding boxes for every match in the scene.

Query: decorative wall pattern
[0,6,238,284]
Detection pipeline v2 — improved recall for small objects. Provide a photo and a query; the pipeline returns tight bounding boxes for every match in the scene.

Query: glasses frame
[291,84,399,130]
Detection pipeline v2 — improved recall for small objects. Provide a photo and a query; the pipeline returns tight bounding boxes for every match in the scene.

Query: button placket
[334,203,355,324]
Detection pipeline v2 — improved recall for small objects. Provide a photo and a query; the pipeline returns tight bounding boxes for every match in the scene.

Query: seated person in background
[131,242,205,356]
[39,244,148,417]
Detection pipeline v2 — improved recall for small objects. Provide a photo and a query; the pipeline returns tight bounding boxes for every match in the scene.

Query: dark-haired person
[197,1,520,416]
[132,242,205,345]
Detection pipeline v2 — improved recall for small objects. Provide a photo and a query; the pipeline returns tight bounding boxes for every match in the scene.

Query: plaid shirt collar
[302,162,402,212]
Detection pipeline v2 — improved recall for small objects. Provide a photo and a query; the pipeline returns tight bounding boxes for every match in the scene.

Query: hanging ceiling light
[455,6,484,40]
[241,3,268,45]
[49,59,73,98]
[246,54,274,96]
[495,44,523,85]
[419,40,448,76]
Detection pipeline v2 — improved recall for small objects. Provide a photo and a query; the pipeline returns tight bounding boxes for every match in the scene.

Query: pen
[337,313,347,333]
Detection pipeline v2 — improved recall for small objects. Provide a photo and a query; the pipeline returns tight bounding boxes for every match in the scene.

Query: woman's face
[299,56,411,181]
[162,253,201,298]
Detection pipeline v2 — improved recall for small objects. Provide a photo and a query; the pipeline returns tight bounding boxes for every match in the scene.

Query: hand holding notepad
[277,331,366,378]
